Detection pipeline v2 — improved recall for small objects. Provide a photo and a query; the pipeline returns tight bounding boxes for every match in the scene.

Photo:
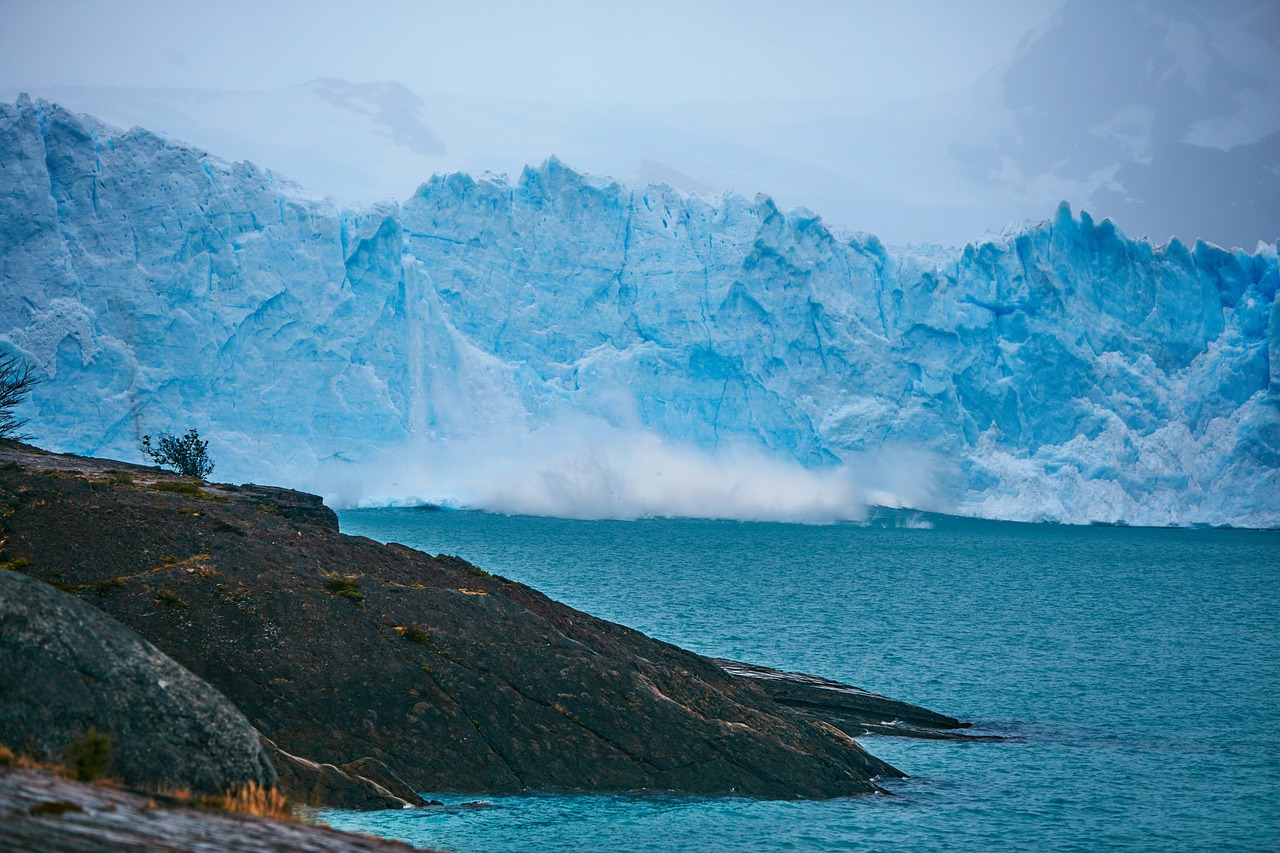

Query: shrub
[64,727,115,782]
[149,480,206,498]
[141,429,214,479]
[103,469,135,486]
[0,354,41,441]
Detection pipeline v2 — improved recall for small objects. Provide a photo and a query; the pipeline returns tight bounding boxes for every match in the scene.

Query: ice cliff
[2,97,1276,527]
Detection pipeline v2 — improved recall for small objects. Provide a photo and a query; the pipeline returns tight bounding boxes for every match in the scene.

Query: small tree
[0,354,40,441]
[64,727,115,783]
[141,428,215,480]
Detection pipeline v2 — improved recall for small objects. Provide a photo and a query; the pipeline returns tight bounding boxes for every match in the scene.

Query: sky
[3,1,1054,101]
[2,0,1278,248]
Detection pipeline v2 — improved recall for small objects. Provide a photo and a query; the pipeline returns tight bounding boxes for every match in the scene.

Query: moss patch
[394,626,431,645]
[155,588,190,611]
[325,576,363,602]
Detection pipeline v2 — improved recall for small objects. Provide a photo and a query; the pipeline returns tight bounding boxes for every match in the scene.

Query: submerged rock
[0,570,277,795]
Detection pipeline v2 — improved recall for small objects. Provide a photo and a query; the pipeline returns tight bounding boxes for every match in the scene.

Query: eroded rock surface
[0,570,277,794]
[265,738,420,810]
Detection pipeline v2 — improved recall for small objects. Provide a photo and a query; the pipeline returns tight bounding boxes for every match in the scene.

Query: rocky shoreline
[1,442,981,844]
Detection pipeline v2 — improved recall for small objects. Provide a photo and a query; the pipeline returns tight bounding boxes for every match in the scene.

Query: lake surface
[323,509,1280,852]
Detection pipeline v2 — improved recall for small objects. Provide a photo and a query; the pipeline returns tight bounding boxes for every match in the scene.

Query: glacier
[1,96,1277,527]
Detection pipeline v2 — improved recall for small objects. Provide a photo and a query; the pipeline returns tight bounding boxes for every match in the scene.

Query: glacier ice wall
[2,97,1277,526]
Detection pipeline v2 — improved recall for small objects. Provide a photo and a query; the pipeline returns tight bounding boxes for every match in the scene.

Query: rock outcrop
[0,570,277,795]
[264,738,424,810]
[0,443,908,798]
[712,659,1003,741]
[337,758,430,807]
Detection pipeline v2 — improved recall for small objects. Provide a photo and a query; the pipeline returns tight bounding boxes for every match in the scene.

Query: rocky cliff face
[0,444,909,798]
[2,97,1275,526]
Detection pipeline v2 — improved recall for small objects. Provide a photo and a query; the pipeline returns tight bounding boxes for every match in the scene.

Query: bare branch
[0,354,41,441]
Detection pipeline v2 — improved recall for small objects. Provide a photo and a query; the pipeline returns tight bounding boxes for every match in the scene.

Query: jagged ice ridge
[2,96,1277,526]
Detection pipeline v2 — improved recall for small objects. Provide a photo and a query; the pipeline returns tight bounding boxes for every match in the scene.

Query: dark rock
[263,738,411,810]
[712,659,1002,741]
[339,758,427,807]
[0,768,415,852]
[0,570,277,795]
[234,484,340,530]
[0,444,916,798]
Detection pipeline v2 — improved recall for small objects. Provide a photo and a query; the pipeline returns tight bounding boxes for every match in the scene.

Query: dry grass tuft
[1,739,117,784]
[201,781,297,822]
[0,744,307,822]
[393,625,431,645]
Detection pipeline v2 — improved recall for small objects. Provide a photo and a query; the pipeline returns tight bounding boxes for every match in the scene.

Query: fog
[6,1,1273,248]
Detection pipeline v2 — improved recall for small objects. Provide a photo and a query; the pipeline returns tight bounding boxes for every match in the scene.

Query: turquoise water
[323,509,1280,852]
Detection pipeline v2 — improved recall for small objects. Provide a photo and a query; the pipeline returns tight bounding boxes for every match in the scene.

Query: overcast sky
[3,1,1056,101]
[3,0,1277,248]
